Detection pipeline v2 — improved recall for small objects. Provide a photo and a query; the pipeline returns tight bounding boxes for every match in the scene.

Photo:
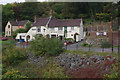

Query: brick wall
[108,31,120,45]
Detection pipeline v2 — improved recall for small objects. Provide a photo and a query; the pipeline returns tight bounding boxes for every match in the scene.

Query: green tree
[12,28,26,38]
[25,21,32,32]
[2,3,14,32]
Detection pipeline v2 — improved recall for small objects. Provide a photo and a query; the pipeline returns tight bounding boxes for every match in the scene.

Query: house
[16,10,84,42]
[5,20,29,37]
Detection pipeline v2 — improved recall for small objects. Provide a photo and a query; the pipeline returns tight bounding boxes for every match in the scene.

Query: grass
[0,41,2,45]
[65,50,118,58]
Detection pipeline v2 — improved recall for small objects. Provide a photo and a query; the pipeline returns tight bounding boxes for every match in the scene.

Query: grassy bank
[65,50,118,58]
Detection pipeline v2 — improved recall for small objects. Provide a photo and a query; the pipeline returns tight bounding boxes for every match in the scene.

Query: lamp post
[111,2,117,53]
[111,3,114,53]
[111,1,118,53]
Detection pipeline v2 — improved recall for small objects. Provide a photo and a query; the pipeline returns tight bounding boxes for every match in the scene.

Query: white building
[16,10,84,42]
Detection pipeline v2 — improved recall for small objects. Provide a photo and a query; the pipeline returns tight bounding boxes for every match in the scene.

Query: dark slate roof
[32,18,49,26]
[10,20,29,26]
[32,17,81,27]
[48,19,81,28]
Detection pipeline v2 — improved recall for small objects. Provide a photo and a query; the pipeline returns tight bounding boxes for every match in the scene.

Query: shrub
[41,63,69,78]
[100,41,112,48]
[64,38,74,43]
[30,37,64,56]
[46,38,64,56]
[2,68,27,78]
[104,62,119,78]
[81,43,88,47]
[12,28,26,39]
[2,47,27,66]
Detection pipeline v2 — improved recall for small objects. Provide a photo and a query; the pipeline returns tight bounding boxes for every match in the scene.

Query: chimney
[16,18,18,22]
[34,15,37,23]
[49,9,53,17]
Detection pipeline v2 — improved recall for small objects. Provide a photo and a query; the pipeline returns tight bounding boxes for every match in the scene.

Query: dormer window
[71,26,74,30]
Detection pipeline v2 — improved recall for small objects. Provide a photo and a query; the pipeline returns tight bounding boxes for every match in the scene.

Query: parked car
[1,37,8,41]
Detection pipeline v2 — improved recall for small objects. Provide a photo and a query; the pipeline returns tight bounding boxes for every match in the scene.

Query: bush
[41,63,69,78]
[12,28,26,39]
[2,46,27,66]
[30,37,64,56]
[100,41,112,48]
[81,43,89,47]
[104,62,119,78]
[2,68,27,78]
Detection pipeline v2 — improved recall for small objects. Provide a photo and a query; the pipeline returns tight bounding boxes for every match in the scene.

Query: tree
[12,29,26,38]
[19,2,39,21]
[25,21,32,32]
[2,3,14,32]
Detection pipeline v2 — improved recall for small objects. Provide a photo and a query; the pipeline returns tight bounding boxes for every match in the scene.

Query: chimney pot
[49,9,53,17]
[34,15,37,23]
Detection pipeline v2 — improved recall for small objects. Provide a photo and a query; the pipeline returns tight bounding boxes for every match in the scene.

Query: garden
[1,37,119,79]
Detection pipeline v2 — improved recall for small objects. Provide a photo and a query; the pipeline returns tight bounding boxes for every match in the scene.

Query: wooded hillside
[2,2,119,32]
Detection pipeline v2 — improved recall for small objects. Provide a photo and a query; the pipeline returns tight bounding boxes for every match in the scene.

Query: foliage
[96,13,111,22]
[12,28,26,38]
[81,43,89,47]
[100,41,112,48]
[25,21,32,32]
[2,2,119,32]
[2,3,14,32]
[2,46,27,66]
[30,37,64,56]
[2,68,27,78]
[104,62,119,78]
[65,38,74,43]
[41,63,69,78]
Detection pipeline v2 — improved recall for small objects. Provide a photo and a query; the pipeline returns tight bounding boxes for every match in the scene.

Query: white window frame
[58,27,63,31]
[71,26,74,30]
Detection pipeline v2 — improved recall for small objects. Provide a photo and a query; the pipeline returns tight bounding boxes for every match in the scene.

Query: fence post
[102,47,104,52]
[89,43,91,52]
[76,42,78,50]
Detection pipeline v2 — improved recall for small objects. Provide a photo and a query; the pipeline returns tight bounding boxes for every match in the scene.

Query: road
[16,41,118,53]
[64,41,118,53]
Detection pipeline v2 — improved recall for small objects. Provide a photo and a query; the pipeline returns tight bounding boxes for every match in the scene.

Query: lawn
[0,41,2,45]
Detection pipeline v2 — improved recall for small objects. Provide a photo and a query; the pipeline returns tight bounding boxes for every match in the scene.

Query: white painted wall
[5,22,12,37]
[16,19,84,42]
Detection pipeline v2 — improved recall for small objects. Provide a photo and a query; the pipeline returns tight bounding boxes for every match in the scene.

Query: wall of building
[5,22,12,36]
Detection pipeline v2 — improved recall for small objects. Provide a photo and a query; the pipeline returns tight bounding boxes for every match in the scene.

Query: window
[71,26,74,30]
[71,34,73,36]
[8,25,10,28]
[43,29,46,32]
[58,27,63,30]
[51,28,54,30]
[9,31,10,35]
[37,27,41,32]
[32,29,36,30]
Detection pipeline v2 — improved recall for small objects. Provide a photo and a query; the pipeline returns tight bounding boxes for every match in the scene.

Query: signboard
[96,32,107,36]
